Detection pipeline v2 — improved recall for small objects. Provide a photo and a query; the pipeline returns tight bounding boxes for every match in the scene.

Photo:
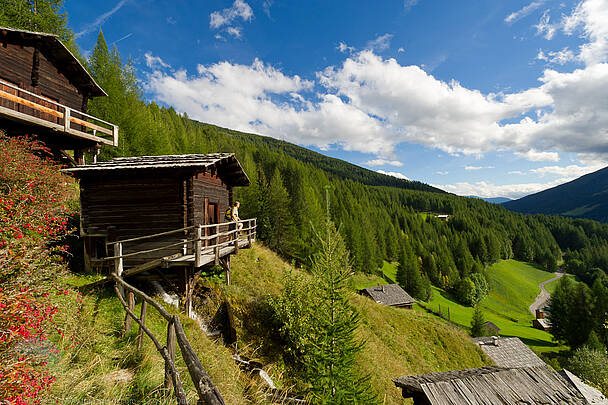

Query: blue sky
[65,0,608,198]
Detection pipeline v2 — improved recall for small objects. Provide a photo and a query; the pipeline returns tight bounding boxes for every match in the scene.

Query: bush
[566,346,608,394]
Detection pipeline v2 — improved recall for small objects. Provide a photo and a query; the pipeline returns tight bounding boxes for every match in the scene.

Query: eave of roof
[0,26,107,97]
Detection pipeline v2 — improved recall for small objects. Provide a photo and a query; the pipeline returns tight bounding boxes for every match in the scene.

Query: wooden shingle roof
[393,366,587,405]
[473,337,547,368]
[361,284,415,306]
[0,26,106,97]
[64,154,250,186]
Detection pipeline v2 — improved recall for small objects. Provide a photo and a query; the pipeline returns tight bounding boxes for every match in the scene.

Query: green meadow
[381,259,567,353]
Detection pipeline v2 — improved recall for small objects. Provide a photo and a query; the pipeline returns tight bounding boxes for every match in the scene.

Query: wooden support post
[113,125,119,147]
[165,320,176,390]
[247,219,252,247]
[63,106,70,132]
[114,242,124,298]
[124,291,135,334]
[233,223,239,254]
[184,267,193,317]
[137,301,147,350]
[195,225,202,267]
[182,238,187,256]
[221,256,231,286]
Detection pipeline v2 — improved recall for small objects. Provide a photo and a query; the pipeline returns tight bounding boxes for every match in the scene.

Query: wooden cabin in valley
[64,154,256,315]
[0,26,118,164]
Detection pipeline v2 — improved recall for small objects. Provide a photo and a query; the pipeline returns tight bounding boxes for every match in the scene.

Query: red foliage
[0,135,79,404]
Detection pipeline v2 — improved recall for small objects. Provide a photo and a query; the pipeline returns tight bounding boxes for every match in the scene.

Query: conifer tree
[470,305,486,337]
[306,189,376,404]
[264,168,295,256]
[397,239,423,299]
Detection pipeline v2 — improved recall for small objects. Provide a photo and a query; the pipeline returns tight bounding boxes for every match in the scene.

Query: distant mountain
[503,166,608,222]
[467,196,513,204]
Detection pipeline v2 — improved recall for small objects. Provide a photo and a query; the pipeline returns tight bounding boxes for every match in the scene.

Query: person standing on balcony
[232,201,243,234]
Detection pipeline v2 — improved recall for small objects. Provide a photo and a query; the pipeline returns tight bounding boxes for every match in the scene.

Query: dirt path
[529,271,564,316]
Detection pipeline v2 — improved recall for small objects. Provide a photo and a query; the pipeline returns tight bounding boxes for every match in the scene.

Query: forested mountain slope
[504,166,608,223]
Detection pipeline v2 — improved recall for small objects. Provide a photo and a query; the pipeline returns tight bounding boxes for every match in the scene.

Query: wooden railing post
[137,301,147,350]
[63,106,70,132]
[113,125,119,147]
[247,219,253,247]
[233,222,239,254]
[195,225,202,267]
[114,242,124,298]
[214,224,220,265]
[165,320,176,391]
[124,291,135,334]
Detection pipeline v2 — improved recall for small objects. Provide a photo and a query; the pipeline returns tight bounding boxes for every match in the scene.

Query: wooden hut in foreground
[0,26,118,164]
[64,154,256,315]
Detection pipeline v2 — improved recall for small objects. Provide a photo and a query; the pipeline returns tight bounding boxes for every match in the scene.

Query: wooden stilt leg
[165,320,176,391]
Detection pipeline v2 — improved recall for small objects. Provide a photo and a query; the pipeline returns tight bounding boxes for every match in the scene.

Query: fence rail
[0,78,118,146]
[106,218,257,273]
[112,274,225,404]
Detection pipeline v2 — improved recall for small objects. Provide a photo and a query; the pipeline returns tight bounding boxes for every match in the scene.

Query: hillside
[199,244,491,404]
[504,166,608,222]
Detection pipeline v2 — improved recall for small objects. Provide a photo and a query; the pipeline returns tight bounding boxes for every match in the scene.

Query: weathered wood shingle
[361,284,415,307]
[393,366,587,405]
[473,337,547,368]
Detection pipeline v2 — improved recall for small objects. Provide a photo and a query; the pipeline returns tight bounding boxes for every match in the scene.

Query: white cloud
[146,2,608,164]
[562,0,608,65]
[377,170,410,180]
[166,16,177,25]
[262,0,273,18]
[75,0,128,39]
[508,171,524,174]
[465,165,494,171]
[530,164,602,177]
[404,0,419,11]
[210,0,253,29]
[226,27,242,38]
[338,42,355,54]
[436,171,449,175]
[366,34,393,52]
[505,1,545,24]
[535,9,557,39]
[365,159,403,167]
[398,47,405,53]
[144,52,170,69]
[515,150,560,162]
[434,178,576,199]
[536,47,576,64]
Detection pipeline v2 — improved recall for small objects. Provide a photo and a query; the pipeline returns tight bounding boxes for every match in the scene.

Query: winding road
[529,271,564,316]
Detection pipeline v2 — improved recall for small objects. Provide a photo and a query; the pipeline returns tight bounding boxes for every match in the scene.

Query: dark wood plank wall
[191,172,230,227]
[80,173,187,266]
[0,43,85,113]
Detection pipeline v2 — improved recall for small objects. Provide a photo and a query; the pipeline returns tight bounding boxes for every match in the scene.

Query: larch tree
[305,189,376,404]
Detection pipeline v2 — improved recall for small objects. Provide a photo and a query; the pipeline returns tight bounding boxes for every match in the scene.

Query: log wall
[0,42,86,112]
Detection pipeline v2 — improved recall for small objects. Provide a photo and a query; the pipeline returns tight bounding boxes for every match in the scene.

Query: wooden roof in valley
[393,366,587,405]
[64,153,250,186]
[473,336,547,368]
[361,284,415,306]
[0,26,106,97]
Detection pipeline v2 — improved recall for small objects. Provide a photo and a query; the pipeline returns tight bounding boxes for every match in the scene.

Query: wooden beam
[137,301,147,350]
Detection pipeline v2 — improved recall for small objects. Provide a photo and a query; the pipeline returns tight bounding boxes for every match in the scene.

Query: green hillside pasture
[418,260,566,353]
[222,244,490,405]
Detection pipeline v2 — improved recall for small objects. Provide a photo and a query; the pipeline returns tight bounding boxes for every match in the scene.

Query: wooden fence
[112,274,225,405]
[106,218,257,278]
[0,78,118,146]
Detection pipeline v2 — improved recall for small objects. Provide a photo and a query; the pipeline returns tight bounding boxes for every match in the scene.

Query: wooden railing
[112,275,225,405]
[106,218,257,277]
[0,78,118,146]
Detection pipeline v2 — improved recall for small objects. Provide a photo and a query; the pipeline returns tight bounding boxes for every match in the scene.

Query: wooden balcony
[0,78,118,147]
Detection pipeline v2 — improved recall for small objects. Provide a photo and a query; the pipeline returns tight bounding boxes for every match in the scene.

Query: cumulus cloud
[434,178,577,199]
[145,0,608,164]
[530,164,602,177]
[536,47,576,64]
[505,1,545,24]
[365,159,403,167]
[337,42,355,54]
[377,170,410,180]
[226,27,242,38]
[562,0,608,65]
[210,0,253,28]
[436,171,449,175]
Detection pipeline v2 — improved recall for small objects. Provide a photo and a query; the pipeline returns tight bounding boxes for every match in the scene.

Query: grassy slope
[407,259,566,353]
[49,274,251,404]
[222,244,490,405]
